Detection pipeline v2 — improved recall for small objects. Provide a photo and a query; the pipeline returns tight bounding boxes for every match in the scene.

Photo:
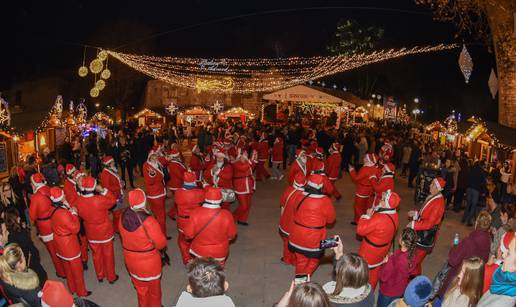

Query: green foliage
[327,19,384,56]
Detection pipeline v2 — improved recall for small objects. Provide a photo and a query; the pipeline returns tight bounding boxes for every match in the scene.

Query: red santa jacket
[28,185,55,242]
[357,209,399,268]
[370,173,395,207]
[119,209,167,281]
[350,166,377,198]
[279,187,305,236]
[100,167,122,199]
[210,163,233,189]
[76,190,117,243]
[183,204,237,260]
[51,207,81,260]
[167,160,187,191]
[287,160,307,186]
[257,140,269,161]
[272,140,284,163]
[410,193,445,231]
[232,159,255,195]
[143,161,166,199]
[189,153,205,182]
[174,186,206,232]
[325,152,342,181]
[63,178,78,207]
[227,147,238,161]
[288,194,336,256]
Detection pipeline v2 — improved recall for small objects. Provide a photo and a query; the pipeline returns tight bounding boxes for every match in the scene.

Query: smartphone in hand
[294,274,309,285]
[320,237,339,249]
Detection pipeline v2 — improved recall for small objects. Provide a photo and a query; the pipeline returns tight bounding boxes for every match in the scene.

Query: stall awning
[262,85,355,107]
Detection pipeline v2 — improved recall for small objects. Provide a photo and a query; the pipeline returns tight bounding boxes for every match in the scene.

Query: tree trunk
[484,0,516,128]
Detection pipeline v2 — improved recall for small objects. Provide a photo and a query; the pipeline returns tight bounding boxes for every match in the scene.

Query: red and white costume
[28,173,65,277]
[166,149,187,192]
[255,134,270,180]
[310,159,335,197]
[357,190,400,289]
[279,173,306,265]
[349,153,378,223]
[75,176,118,283]
[325,143,342,199]
[370,163,395,208]
[143,153,167,236]
[69,171,89,263]
[232,151,257,223]
[287,150,307,186]
[174,172,206,264]
[288,175,336,275]
[208,152,233,210]
[272,138,284,164]
[183,187,237,265]
[119,189,167,307]
[189,145,205,183]
[50,187,88,296]
[410,177,446,275]
[100,156,122,199]
[63,164,78,206]
[380,140,394,162]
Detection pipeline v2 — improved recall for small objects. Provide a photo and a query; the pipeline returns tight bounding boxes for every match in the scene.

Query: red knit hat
[49,187,65,203]
[31,173,46,187]
[500,231,515,254]
[168,149,180,158]
[102,155,114,165]
[81,176,97,192]
[433,177,446,191]
[383,190,400,209]
[293,173,307,188]
[384,162,395,174]
[204,187,222,204]
[65,164,76,176]
[307,174,324,190]
[39,280,74,307]
[128,188,146,210]
[183,171,197,185]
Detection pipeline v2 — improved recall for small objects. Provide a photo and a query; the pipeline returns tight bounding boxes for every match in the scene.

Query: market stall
[0,97,20,179]
[90,112,114,127]
[133,108,165,128]
[218,107,255,123]
[177,107,212,126]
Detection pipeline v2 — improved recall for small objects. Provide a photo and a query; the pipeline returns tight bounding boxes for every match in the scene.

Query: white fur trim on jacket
[88,236,114,244]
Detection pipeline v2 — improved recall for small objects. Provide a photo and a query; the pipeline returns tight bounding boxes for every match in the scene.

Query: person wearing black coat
[408,142,421,188]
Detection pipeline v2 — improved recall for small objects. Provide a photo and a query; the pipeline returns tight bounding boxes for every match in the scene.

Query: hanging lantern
[101,69,111,79]
[96,79,106,90]
[78,66,88,77]
[90,87,100,98]
[89,59,103,74]
[458,44,473,84]
[488,68,498,99]
[98,50,108,61]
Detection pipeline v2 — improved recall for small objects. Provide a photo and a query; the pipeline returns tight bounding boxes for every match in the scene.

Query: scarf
[490,267,516,296]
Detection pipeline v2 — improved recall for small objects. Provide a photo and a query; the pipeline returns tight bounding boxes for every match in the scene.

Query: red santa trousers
[221,202,231,211]
[131,277,162,307]
[62,257,88,296]
[89,240,117,282]
[368,266,380,290]
[281,236,295,265]
[255,161,270,180]
[330,180,342,199]
[233,194,253,223]
[177,232,192,265]
[45,240,65,277]
[167,191,177,220]
[293,252,320,275]
[353,196,369,223]
[149,196,167,236]
[413,248,428,276]
[80,235,89,263]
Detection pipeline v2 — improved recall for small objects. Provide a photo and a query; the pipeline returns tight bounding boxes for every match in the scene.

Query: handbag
[416,225,439,250]
[220,188,236,203]
[132,210,170,266]
[431,262,451,299]
[192,209,222,241]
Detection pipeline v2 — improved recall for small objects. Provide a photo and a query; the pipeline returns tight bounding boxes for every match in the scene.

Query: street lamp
[414,98,419,103]
[412,108,421,121]
[95,103,100,108]
[371,94,376,99]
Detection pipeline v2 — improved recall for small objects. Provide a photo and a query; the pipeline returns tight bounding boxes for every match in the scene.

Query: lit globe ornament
[100,69,111,79]
[96,80,106,90]
[98,50,108,61]
[89,59,103,74]
[90,87,100,98]
[78,66,88,77]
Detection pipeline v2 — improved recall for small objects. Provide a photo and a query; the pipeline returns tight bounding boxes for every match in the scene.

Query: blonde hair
[446,257,484,307]
[0,243,38,290]
[0,182,18,207]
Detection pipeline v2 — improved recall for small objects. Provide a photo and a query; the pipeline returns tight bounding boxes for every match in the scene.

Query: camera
[320,237,339,249]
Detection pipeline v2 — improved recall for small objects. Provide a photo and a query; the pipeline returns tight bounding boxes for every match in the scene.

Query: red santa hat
[364,153,377,166]
[500,231,515,254]
[274,137,281,144]
[183,171,197,185]
[128,188,146,210]
[204,187,223,204]
[383,162,395,174]
[331,143,341,152]
[39,280,75,307]
[147,145,162,159]
[81,176,97,192]
[432,177,446,192]
[383,190,400,209]
[31,173,46,188]
[204,155,212,163]
[307,174,324,190]
[315,147,324,156]
[102,155,114,166]
[293,173,307,189]
[168,149,180,159]
[191,144,200,153]
[295,149,306,158]
[49,187,65,203]
[73,171,85,182]
[65,164,76,176]
[214,150,227,159]
[311,159,325,172]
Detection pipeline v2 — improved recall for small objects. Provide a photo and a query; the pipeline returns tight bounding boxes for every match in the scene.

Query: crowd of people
[0,118,514,307]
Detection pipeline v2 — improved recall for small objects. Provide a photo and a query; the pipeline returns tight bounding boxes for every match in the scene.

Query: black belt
[123,246,155,253]
[177,215,189,219]
[364,236,389,248]
[294,221,324,230]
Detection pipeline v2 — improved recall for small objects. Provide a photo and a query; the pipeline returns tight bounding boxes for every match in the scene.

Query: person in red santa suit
[310,159,335,198]
[143,148,168,237]
[166,148,187,220]
[279,172,306,265]
[75,176,118,283]
[270,137,284,180]
[189,144,205,184]
[357,190,400,289]
[348,153,379,225]
[119,188,167,307]
[209,150,234,210]
[28,173,65,278]
[370,162,395,209]
[100,155,124,233]
[63,164,78,205]
[308,147,324,174]
[255,132,270,181]
[379,138,394,163]
[183,187,237,265]
[232,149,257,226]
[236,135,247,151]
[49,187,90,297]
[407,177,446,275]
[288,174,336,276]
[174,171,206,265]
[71,171,89,266]
[287,150,308,186]
[225,138,238,162]
[325,143,342,200]
[39,280,78,307]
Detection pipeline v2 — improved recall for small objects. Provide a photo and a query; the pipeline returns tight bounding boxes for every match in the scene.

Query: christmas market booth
[177,106,212,126]
[90,112,114,128]
[218,107,255,123]
[133,108,165,128]
[0,97,20,179]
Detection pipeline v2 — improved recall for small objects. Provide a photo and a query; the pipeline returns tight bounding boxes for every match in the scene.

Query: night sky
[0,0,498,122]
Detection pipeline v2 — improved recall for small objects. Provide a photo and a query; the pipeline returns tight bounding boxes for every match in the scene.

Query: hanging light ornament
[458,44,473,84]
[101,69,111,79]
[98,50,108,61]
[165,101,178,115]
[89,59,103,74]
[210,101,224,114]
[78,46,88,77]
[90,87,100,98]
[488,68,498,99]
[96,79,106,90]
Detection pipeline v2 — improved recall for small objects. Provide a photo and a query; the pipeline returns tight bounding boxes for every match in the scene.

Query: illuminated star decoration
[458,44,473,84]
[165,101,178,115]
[211,101,224,114]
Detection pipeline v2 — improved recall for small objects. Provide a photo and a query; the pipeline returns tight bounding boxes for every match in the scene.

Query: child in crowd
[441,257,484,307]
[387,275,433,307]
